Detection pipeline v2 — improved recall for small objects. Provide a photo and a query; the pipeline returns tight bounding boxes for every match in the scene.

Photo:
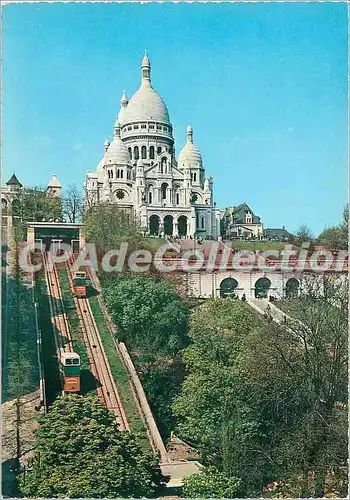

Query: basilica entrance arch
[254,277,271,298]
[163,215,173,236]
[285,278,299,298]
[178,216,188,237]
[220,278,238,298]
[149,215,160,236]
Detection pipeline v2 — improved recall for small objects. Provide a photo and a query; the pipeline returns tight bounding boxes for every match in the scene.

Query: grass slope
[89,295,149,448]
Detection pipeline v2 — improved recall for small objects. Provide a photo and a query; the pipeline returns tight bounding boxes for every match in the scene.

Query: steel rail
[65,263,129,431]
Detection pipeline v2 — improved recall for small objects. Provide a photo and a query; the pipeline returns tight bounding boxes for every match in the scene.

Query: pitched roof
[6,173,23,187]
[227,202,261,224]
[47,174,61,188]
[264,228,293,239]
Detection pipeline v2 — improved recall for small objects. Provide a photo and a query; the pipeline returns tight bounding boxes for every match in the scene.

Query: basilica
[84,53,221,238]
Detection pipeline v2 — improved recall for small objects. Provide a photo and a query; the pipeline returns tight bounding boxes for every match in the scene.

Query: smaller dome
[178,124,203,168]
[105,139,129,165]
[105,123,129,165]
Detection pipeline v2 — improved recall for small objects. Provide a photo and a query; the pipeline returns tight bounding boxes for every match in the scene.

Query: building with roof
[46,174,62,198]
[264,227,293,241]
[84,53,221,238]
[1,174,62,238]
[222,203,263,239]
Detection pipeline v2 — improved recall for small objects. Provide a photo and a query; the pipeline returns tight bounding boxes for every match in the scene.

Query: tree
[103,275,189,439]
[296,224,313,242]
[183,467,241,498]
[173,285,348,496]
[83,203,143,256]
[317,204,348,249]
[19,394,167,498]
[62,185,83,223]
[11,187,62,226]
[103,275,189,356]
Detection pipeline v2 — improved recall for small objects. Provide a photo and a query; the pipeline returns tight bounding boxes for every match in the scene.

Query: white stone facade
[84,54,221,238]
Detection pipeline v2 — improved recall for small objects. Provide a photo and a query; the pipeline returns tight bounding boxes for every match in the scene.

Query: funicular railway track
[43,252,73,357]
[65,262,129,431]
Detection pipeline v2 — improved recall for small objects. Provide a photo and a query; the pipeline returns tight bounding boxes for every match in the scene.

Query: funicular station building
[27,222,83,252]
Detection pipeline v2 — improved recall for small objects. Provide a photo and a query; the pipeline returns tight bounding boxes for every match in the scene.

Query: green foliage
[183,466,242,498]
[317,204,348,249]
[89,295,149,445]
[11,188,62,225]
[102,274,189,439]
[173,290,348,496]
[19,394,167,498]
[103,275,189,356]
[83,203,143,255]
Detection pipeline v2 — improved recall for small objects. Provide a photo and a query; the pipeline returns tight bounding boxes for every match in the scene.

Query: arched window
[120,170,123,179]
[176,193,180,205]
[128,147,132,160]
[110,170,114,179]
[141,146,147,159]
[134,146,139,160]
[157,146,162,155]
[161,183,168,201]
[150,146,155,159]
[149,191,152,204]
[194,173,197,182]
[116,170,120,179]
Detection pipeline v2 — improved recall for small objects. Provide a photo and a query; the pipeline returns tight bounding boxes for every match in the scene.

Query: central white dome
[122,53,171,125]
[123,85,170,124]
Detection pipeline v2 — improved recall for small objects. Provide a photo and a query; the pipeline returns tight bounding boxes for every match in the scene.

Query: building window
[163,126,168,131]
[128,126,132,131]
[149,124,155,130]
[176,192,180,205]
[193,173,197,182]
[161,183,168,200]
[149,191,152,204]
[116,190,125,200]
[157,124,162,130]
[128,147,132,160]
[157,146,162,154]
[120,170,123,179]
[141,123,147,129]
[134,124,139,129]
[141,146,147,159]
[246,212,252,224]
[150,146,155,159]
[134,146,139,160]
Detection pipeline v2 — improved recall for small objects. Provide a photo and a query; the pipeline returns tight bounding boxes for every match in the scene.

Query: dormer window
[246,212,252,224]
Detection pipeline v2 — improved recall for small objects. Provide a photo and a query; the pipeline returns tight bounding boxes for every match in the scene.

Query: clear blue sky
[2,2,348,234]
